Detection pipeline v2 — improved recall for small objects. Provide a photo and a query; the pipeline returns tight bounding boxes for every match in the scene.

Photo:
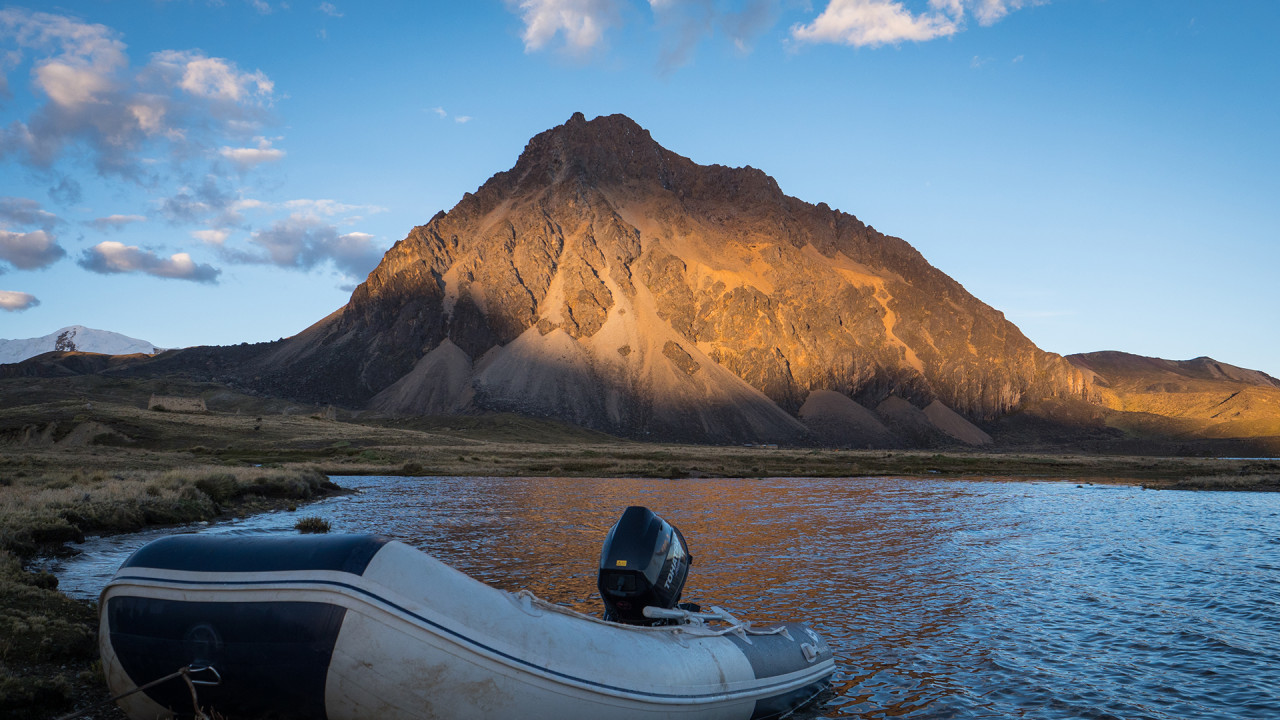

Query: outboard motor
[597,506,692,625]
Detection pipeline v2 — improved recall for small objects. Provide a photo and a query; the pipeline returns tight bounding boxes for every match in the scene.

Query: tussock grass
[295,516,331,533]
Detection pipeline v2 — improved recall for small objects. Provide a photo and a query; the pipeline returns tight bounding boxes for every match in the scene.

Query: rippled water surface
[46,476,1280,719]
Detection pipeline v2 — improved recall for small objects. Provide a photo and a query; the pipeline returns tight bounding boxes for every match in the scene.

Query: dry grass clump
[295,516,331,533]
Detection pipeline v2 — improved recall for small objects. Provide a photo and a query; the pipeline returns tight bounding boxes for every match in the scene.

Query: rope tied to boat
[644,605,794,644]
[53,664,222,720]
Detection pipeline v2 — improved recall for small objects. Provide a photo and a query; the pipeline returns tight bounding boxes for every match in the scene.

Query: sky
[0,0,1277,377]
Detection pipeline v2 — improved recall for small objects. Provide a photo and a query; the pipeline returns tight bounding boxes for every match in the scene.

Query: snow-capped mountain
[0,326,163,365]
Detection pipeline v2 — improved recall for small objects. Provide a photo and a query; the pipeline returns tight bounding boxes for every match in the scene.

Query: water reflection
[44,477,1280,720]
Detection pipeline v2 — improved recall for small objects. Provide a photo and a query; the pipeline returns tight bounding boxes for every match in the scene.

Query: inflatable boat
[99,530,835,719]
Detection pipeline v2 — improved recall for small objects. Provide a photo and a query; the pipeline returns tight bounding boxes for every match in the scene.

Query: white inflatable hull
[100,535,835,720]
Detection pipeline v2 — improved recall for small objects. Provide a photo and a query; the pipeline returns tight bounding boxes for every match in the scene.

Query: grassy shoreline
[0,465,343,719]
[2,398,1278,717]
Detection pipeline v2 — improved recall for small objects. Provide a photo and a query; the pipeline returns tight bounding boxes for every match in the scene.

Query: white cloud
[791,0,1041,48]
[151,50,274,102]
[515,0,624,53]
[0,10,126,149]
[87,214,147,232]
[0,9,127,72]
[791,0,958,47]
[219,136,285,169]
[970,0,1032,26]
[0,290,39,311]
[430,106,473,124]
[0,229,66,270]
[0,10,279,185]
[231,198,268,213]
[34,59,116,107]
[128,98,171,136]
[78,240,220,283]
[318,3,343,18]
[272,198,387,218]
[192,229,230,245]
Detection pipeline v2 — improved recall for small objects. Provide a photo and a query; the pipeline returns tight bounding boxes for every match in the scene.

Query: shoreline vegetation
[2,398,1278,717]
[0,466,342,718]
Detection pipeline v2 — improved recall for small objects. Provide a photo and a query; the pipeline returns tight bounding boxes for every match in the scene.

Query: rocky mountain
[228,112,1091,444]
[0,326,161,365]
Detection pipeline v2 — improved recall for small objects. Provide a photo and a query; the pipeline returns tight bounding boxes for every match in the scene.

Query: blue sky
[1,1,1277,376]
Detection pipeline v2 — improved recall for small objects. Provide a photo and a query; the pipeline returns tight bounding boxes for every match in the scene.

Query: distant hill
[0,326,162,365]
[1067,351,1280,441]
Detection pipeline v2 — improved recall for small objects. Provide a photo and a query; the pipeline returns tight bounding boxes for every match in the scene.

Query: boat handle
[187,665,222,686]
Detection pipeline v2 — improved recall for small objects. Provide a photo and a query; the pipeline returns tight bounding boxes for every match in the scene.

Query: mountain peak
[0,326,162,365]
[510,112,676,189]
[556,112,649,144]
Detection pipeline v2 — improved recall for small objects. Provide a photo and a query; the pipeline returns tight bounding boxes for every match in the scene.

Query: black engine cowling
[597,506,692,625]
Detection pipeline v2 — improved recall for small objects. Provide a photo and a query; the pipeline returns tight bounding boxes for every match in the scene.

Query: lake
[44,475,1280,719]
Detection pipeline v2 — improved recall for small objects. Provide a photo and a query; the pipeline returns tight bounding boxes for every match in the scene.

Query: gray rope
[54,665,215,720]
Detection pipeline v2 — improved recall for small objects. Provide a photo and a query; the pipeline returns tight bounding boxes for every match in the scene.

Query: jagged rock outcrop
[241,112,1091,443]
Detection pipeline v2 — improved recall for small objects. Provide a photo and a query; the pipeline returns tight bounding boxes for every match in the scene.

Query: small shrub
[402,462,424,474]
[295,517,330,534]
